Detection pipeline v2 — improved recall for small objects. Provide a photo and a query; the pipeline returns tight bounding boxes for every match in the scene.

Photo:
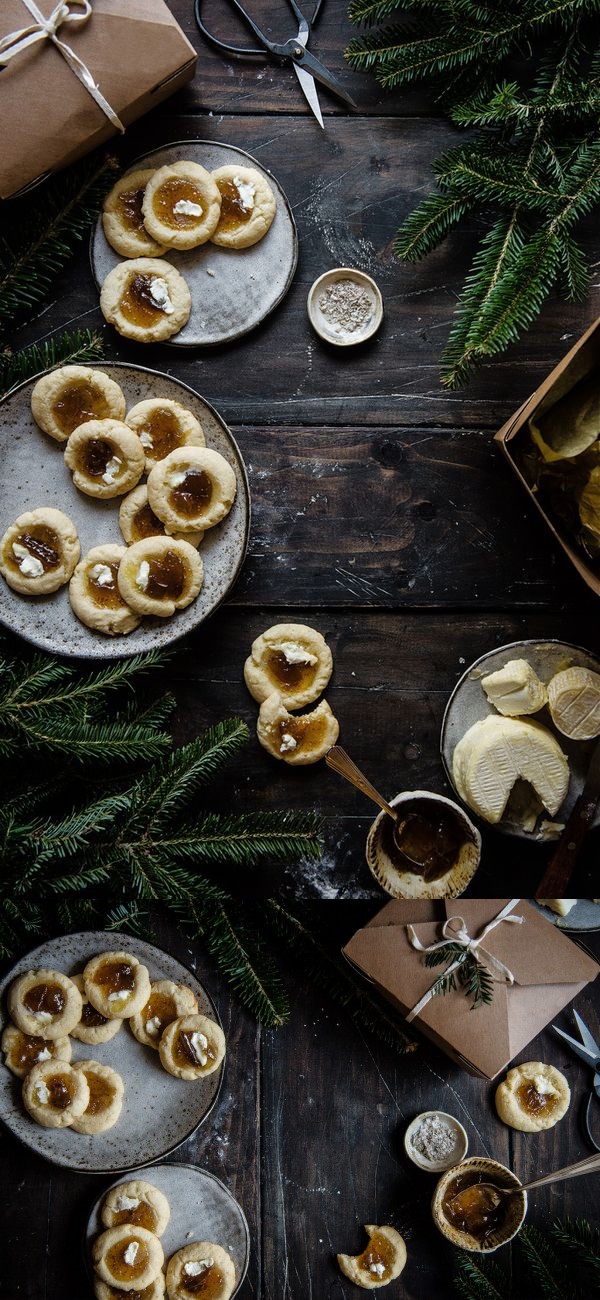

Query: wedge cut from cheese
[481,658,547,717]
[538,899,577,917]
[547,666,600,740]
[453,715,569,826]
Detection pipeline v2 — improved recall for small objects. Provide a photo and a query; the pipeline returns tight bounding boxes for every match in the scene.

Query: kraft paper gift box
[0,0,197,200]
[343,898,599,1080]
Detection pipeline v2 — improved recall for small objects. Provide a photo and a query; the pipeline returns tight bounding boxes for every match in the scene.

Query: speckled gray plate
[441,640,600,841]
[531,899,600,931]
[91,140,298,347]
[0,362,250,658]
[0,932,224,1174]
[85,1163,250,1295]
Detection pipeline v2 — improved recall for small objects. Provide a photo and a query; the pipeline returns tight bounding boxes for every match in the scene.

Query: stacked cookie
[0,365,237,636]
[244,622,340,764]
[100,160,277,342]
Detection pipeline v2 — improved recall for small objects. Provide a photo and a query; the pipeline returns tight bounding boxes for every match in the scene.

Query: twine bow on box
[0,0,124,131]
[405,899,525,1022]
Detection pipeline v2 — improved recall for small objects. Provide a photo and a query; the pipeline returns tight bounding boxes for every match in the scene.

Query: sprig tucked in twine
[406,900,524,1017]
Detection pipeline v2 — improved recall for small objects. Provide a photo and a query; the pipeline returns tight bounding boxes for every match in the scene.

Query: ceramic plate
[0,932,224,1174]
[85,1163,250,1295]
[440,639,600,841]
[531,899,600,931]
[0,362,250,658]
[91,140,298,347]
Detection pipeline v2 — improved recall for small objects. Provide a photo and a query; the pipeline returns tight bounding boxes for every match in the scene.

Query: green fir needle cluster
[424,941,495,1009]
[453,1217,600,1299]
[347,0,600,387]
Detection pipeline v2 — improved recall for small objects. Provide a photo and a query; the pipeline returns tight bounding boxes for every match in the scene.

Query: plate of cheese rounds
[0,362,250,658]
[91,140,298,347]
[0,932,226,1173]
[441,639,600,841]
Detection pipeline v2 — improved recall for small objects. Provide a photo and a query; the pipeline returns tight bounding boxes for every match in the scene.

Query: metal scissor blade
[552,1023,600,1067]
[573,1009,600,1056]
[294,63,324,127]
[293,45,359,110]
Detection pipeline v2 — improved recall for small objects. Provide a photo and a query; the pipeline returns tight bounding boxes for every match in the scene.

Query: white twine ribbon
[0,0,125,132]
[405,899,524,1023]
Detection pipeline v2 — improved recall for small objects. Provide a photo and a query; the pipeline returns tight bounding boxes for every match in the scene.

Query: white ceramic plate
[0,932,224,1174]
[91,140,298,347]
[531,899,600,931]
[0,363,250,658]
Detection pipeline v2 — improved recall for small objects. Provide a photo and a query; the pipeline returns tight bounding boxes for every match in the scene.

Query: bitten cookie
[147,447,237,534]
[126,398,205,473]
[166,1243,236,1300]
[102,169,166,258]
[94,1276,166,1300]
[23,1059,89,1129]
[130,980,199,1050]
[495,1062,570,1131]
[244,622,333,710]
[101,1180,171,1236]
[31,366,126,444]
[0,507,80,595]
[338,1225,407,1290]
[117,537,204,618]
[1,1024,71,1079]
[257,693,339,764]
[69,973,122,1045]
[64,419,145,499]
[70,1059,124,1134]
[143,162,221,250]
[211,164,276,249]
[100,259,192,343]
[159,1014,225,1081]
[69,544,142,636]
[119,485,204,549]
[83,951,152,1020]
[8,969,83,1039]
[92,1225,164,1292]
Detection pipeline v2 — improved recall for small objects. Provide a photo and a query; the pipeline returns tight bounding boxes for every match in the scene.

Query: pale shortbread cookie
[23,1058,89,1129]
[159,1013,225,1081]
[1,1024,71,1080]
[338,1225,407,1290]
[94,1276,166,1300]
[64,419,145,500]
[8,969,83,1040]
[31,365,126,444]
[84,951,152,1020]
[69,544,142,637]
[70,974,122,1046]
[102,168,166,258]
[244,622,333,710]
[147,447,237,534]
[130,979,199,1051]
[126,398,205,473]
[211,164,276,249]
[119,485,204,549]
[92,1225,164,1292]
[166,1243,236,1300]
[0,507,80,595]
[143,161,221,250]
[495,1061,570,1132]
[101,1180,171,1236]
[100,258,192,343]
[257,693,339,765]
[71,1059,124,1134]
[117,536,204,619]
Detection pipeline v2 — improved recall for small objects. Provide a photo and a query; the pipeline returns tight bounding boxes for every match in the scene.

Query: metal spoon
[447,1150,600,1216]
[325,745,424,867]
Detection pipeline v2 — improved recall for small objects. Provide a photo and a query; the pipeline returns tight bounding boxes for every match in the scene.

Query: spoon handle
[325,746,398,821]
[519,1150,600,1193]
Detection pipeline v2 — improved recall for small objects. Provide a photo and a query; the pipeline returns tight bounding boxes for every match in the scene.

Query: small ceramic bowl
[404,1111,468,1172]
[432,1157,527,1253]
[365,790,482,898]
[307,267,383,346]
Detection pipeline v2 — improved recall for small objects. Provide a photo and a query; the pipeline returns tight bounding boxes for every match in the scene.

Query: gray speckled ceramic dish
[0,932,224,1174]
[441,640,600,841]
[91,140,298,347]
[531,899,600,931]
[85,1163,250,1296]
[0,362,250,658]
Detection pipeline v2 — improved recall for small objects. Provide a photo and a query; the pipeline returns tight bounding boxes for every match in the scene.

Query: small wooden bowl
[307,268,383,346]
[365,790,481,898]
[432,1157,527,1252]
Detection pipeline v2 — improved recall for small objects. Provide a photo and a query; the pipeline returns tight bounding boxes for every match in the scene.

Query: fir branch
[201,900,290,1027]
[0,328,106,400]
[520,1227,571,1299]
[549,1218,600,1283]
[424,942,495,1008]
[452,1249,514,1300]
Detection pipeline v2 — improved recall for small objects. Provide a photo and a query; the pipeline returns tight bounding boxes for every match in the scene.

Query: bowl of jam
[365,790,481,898]
[432,1157,527,1252]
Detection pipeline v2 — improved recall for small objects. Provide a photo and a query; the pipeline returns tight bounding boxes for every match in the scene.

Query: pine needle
[0,328,106,400]
[452,1249,514,1300]
[520,1226,570,1299]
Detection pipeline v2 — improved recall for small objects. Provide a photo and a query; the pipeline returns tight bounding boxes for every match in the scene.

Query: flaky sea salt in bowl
[404,1111,468,1173]
[307,268,383,346]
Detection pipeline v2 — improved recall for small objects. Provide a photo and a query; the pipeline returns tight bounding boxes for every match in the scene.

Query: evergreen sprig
[0,328,106,400]
[453,1218,600,1300]
[347,0,600,385]
[424,941,495,1008]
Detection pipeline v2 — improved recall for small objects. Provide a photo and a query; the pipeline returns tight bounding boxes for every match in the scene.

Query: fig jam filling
[216,179,253,232]
[47,1074,73,1109]
[140,408,183,460]
[105,1238,149,1282]
[146,551,186,600]
[357,1232,396,1281]
[12,1034,54,1072]
[143,991,177,1035]
[267,649,315,691]
[86,560,122,610]
[85,1071,114,1115]
[94,961,136,995]
[81,437,115,479]
[112,1202,157,1232]
[379,798,468,882]
[132,502,166,541]
[52,379,110,435]
[517,1081,556,1116]
[23,983,65,1016]
[120,275,165,327]
[170,469,213,518]
[180,1261,223,1296]
[275,715,328,753]
[153,178,205,228]
[442,1170,508,1242]
[173,1031,216,1070]
[117,186,146,233]
[14,528,60,572]
[80,1001,107,1028]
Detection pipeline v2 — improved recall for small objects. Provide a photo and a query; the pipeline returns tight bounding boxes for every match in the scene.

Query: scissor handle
[195,0,324,59]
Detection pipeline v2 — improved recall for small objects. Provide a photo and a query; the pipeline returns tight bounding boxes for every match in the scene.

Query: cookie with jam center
[244,622,333,710]
[142,161,221,250]
[125,398,205,474]
[102,169,167,259]
[92,1225,164,1292]
[101,1180,171,1236]
[117,536,204,619]
[8,968,82,1039]
[64,419,145,500]
[100,258,192,343]
[147,447,237,535]
[495,1061,570,1131]
[257,693,339,765]
[210,164,276,250]
[70,1059,124,1134]
[83,950,152,1020]
[69,544,142,637]
[166,1242,236,1300]
[1,1024,72,1080]
[337,1225,407,1290]
[130,979,199,1051]
[69,973,122,1046]
[94,1273,166,1299]
[31,365,126,444]
[23,1058,89,1129]
[0,506,80,596]
[159,1013,225,1081]
[119,485,204,549]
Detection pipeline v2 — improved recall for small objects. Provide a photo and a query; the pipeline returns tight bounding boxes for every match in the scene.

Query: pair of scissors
[194,0,358,129]
[553,1009,600,1151]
